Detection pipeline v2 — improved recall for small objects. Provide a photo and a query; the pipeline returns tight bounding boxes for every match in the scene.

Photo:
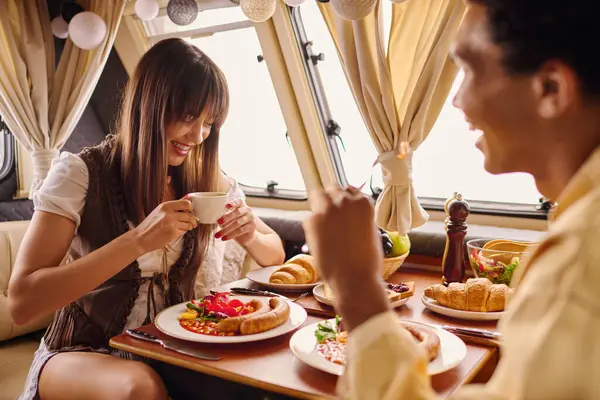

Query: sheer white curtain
[0,0,126,197]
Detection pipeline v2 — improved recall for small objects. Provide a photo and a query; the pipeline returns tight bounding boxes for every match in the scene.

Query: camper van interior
[1,0,599,399]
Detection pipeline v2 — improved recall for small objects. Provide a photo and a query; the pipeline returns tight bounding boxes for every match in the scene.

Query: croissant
[269,254,319,284]
[424,278,512,312]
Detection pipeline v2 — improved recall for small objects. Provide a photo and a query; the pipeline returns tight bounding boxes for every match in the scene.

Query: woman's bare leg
[38,352,168,400]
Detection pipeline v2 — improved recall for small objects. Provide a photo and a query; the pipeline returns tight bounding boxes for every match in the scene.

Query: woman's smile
[171,140,193,157]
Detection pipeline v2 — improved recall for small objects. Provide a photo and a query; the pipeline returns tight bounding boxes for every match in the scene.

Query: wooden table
[109,269,499,399]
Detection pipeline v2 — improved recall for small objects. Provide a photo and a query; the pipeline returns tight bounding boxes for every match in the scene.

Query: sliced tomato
[206,303,224,313]
[239,308,250,315]
[228,299,243,308]
[221,306,239,317]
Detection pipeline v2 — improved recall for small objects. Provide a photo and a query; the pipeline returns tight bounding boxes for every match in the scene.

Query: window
[142,6,306,196]
[293,3,544,214]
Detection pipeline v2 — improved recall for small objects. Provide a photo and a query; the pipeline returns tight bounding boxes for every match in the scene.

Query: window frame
[288,5,550,220]
[0,117,16,185]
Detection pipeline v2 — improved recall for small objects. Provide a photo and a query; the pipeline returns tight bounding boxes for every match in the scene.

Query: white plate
[421,295,504,321]
[289,319,466,376]
[312,283,409,308]
[246,265,321,292]
[155,295,307,344]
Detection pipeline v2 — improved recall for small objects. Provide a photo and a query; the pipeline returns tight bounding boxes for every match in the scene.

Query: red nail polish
[215,232,221,239]
[222,235,228,241]
[226,203,233,209]
[217,217,224,225]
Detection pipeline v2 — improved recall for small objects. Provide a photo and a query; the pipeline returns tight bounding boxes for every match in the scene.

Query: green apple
[387,231,410,257]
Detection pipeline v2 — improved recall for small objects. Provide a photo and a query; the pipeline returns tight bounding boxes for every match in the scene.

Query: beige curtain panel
[0,0,126,198]
[320,0,465,234]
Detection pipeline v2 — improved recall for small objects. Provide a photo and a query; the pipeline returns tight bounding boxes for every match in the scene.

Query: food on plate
[269,254,319,284]
[239,297,291,335]
[400,321,441,361]
[216,299,270,333]
[467,239,533,285]
[378,228,410,258]
[314,316,439,366]
[323,281,415,303]
[178,292,290,336]
[424,278,514,312]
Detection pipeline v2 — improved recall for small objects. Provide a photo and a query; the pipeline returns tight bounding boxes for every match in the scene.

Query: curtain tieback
[377,149,413,186]
[32,149,60,182]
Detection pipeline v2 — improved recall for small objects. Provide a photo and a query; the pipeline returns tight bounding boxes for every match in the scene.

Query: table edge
[109,338,337,400]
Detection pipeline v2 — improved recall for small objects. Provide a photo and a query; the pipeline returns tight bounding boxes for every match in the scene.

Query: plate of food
[312,281,415,308]
[155,291,307,343]
[289,316,466,376]
[421,278,511,321]
[246,254,321,291]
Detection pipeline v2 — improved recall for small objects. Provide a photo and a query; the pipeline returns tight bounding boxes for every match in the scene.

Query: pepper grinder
[442,192,470,285]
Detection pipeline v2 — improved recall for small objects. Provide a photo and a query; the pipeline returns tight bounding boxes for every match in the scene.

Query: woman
[8,38,285,400]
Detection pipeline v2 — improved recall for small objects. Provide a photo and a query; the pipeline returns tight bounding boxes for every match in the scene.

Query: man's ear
[532,61,578,119]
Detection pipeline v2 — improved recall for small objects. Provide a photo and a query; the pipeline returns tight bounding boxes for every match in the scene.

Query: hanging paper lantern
[68,11,107,50]
[61,2,84,23]
[283,0,306,7]
[135,0,160,21]
[240,0,276,23]
[330,0,376,20]
[167,0,199,26]
[51,16,69,39]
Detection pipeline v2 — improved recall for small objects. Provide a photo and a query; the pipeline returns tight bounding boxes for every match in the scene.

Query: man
[303,1,600,399]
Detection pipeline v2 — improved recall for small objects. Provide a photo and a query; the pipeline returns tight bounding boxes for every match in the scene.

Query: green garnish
[315,315,342,343]
[495,258,520,286]
[186,302,205,314]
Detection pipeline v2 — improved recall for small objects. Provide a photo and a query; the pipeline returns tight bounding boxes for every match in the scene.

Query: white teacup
[188,192,228,224]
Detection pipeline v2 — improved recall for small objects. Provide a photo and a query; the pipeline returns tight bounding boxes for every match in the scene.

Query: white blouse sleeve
[226,177,246,202]
[32,152,89,230]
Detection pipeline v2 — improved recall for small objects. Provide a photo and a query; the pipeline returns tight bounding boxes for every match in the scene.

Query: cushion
[0,221,53,342]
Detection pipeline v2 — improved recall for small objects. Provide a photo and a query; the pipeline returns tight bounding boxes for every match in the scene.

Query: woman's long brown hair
[112,38,229,260]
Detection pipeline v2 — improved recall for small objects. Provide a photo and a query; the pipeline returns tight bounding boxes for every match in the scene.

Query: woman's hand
[215,198,257,246]
[133,199,198,253]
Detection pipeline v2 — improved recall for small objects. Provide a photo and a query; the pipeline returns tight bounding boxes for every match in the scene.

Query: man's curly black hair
[470,0,600,98]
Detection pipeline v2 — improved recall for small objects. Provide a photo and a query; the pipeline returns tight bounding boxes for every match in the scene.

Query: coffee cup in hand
[187,192,228,224]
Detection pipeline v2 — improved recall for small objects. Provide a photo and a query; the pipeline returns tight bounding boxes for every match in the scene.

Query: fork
[292,292,309,303]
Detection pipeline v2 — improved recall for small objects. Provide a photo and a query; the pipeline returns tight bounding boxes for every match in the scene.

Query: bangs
[168,54,229,127]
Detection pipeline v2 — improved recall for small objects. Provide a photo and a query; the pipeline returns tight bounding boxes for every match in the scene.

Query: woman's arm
[237,217,285,266]
[8,211,144,325]
[8,200,197,326]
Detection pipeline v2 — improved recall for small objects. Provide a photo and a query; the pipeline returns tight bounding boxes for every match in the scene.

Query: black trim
[239,183,308,201]
[418,197,548,220]
[289,6,348,186]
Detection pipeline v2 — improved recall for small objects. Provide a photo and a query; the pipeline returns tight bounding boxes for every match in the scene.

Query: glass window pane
[186,28,306,191]
[298,2,541,205]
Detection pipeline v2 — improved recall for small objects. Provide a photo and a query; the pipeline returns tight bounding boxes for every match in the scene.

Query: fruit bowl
[379,228,410,279]
[467,238,536,286]
[382,252,409,280]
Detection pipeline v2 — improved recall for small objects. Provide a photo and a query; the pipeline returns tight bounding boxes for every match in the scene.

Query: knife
[441,325,503,341]
[125,329,221,361]
[226,287,286,298]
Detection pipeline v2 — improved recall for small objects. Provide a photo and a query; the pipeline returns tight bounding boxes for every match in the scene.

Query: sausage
[239,297,291,335]
[399,321,440,361]
[216,299,269,333]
